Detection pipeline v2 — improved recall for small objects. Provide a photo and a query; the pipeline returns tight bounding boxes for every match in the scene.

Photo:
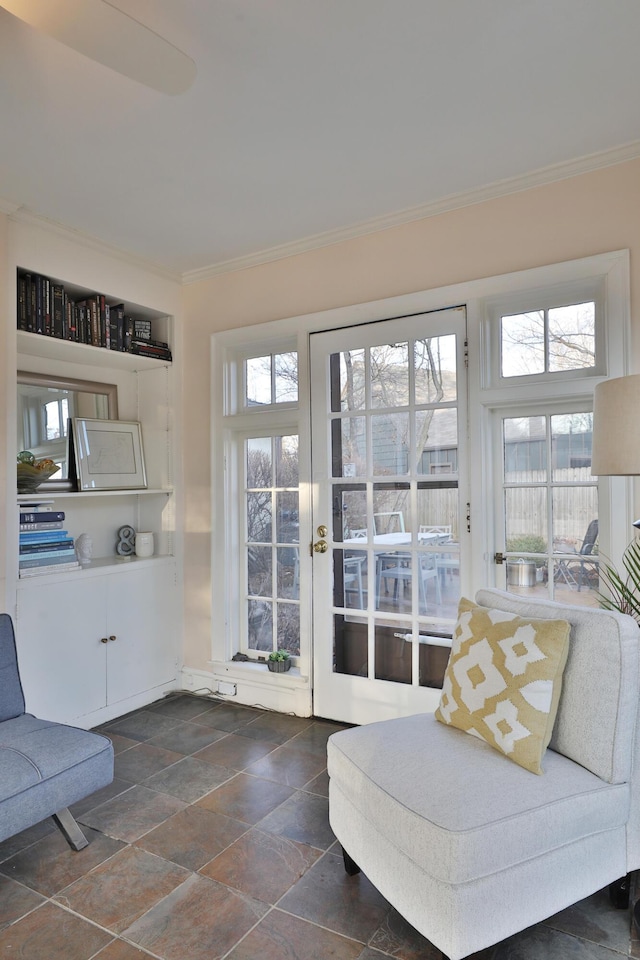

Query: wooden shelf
[17,330,170,371]
[17,489,171,504]
[17,553,175,587]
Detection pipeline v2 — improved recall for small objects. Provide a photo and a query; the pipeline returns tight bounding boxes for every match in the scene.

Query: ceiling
[1,0,640,279]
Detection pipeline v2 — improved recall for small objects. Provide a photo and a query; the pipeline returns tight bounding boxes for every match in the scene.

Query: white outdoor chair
[376,551,441,609]
[419,524,452,539]
[343,554,365,609]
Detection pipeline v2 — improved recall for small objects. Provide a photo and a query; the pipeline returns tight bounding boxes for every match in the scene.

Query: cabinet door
[106,562,178,708]
[15,578,107,724]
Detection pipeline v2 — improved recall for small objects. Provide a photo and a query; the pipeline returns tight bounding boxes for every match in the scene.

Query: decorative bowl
[17,462,58,494]
[267,658,292,672]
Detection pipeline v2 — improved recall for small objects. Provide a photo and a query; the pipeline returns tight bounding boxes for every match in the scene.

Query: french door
[310,307,468,724]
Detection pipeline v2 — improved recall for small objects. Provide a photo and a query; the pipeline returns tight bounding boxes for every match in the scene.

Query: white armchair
[328,588,640,959]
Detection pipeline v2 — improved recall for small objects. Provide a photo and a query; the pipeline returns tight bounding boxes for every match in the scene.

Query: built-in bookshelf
[10,258,180,727]
[17,269,172,361]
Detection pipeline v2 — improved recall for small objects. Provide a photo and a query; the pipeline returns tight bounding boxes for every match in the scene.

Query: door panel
[311,308,467,724]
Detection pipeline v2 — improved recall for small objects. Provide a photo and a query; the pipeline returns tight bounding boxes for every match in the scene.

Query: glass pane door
[310,308,467,725]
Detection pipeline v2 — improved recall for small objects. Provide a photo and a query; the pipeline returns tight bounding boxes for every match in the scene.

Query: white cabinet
[16,560,178,727]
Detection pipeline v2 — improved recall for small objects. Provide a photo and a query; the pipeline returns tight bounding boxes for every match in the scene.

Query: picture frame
[70,418,147,491]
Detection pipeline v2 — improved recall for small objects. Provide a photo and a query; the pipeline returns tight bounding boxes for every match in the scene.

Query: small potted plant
[267,650,292,673]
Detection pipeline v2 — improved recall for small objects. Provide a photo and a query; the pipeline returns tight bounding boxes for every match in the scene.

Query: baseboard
[180,665,313,717]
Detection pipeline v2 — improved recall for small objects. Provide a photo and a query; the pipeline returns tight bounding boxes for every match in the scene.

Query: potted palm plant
[598,538,640,624]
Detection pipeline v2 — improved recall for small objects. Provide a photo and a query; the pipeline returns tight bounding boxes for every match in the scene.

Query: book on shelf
[19,521,65,532]
[19,511,65,523]
[19,551,78,568]
[20,540,75,556]
[18,541,76,563]
[129,341,172,361]
[20,529,69,541]
[110,302,124,351]
[16,270,167,355]
[52,283,65,338]
[17,272,29,330]
[134,318,152,340]
[19,560,81,578]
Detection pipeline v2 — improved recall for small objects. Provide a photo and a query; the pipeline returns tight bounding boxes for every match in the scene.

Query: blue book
[20,540,75,554]
[20,549,77,565]
[19,531,70,542]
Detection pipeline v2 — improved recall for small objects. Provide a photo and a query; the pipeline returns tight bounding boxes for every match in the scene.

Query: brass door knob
[313,539,328,553]
[100,637,109,644]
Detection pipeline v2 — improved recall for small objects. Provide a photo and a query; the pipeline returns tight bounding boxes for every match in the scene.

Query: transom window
[501,301,595,378]
[245,352,298,406]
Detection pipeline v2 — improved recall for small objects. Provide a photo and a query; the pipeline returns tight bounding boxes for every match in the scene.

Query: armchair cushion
[0,713,113,843]
[435,597,570,773]
[329,713,628,886]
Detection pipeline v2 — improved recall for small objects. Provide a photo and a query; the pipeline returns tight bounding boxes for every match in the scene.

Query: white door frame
[309,307,469,725]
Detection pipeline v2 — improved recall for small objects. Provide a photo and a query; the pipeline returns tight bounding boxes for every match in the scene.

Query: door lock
[317,525,328,537]
[313,539,328,554]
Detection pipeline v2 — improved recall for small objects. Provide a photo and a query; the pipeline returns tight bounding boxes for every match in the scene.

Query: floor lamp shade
[591,374,640,475]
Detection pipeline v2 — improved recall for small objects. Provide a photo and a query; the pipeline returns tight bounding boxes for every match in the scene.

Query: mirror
[17,372,118,489]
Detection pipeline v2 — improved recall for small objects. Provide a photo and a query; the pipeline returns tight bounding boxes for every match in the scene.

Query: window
[44,397,68,441]
[245,352,298,406]
[502,411,599,600]
[213,251,630,697]
[501,301,596,378]
[244,434,300,656]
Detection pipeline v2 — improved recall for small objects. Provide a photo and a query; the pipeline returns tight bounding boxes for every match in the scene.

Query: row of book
[16,271,172,361]
[19,509,81,578]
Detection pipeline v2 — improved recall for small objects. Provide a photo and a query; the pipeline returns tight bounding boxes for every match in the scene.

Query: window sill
[209,658,308,686]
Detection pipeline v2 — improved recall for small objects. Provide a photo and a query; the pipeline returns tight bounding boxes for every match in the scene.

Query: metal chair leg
[52,807,89,851]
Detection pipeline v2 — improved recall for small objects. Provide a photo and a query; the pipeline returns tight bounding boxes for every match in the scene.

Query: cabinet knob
[109,635,117,642]
[100,637,109,644]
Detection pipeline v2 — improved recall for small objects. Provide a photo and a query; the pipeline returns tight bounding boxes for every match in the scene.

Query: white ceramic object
[135,531,154,558]
[75,533,93,563]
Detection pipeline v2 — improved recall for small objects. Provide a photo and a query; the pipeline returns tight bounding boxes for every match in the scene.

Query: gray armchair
[0,613,114,850]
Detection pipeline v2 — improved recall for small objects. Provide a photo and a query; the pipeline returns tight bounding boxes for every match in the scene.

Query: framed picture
[71,419,147,491]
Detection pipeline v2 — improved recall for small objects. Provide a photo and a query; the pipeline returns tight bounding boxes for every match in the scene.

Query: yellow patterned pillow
[435,597,571,774]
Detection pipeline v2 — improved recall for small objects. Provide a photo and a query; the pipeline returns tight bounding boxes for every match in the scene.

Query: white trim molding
[184,141,640,284]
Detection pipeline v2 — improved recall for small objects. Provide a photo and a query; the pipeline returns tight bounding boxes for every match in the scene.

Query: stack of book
[17,270,172,361]
[19,508,80,578]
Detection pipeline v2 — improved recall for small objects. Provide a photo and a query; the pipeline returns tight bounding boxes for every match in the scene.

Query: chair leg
[52,807,89,851]
[342,846,361,876]
[608,874,631,909]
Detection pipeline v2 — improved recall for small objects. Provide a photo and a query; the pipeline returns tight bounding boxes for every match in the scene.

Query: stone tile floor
[0,693,636,959]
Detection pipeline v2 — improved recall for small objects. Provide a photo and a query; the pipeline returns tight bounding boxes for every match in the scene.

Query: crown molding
[182,139,640,285]
[7,206,182,284]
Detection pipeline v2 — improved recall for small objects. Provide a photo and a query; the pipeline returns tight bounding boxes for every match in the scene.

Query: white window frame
[483,277,607,390]
[239,425,301,659]
[211,250,631,710]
